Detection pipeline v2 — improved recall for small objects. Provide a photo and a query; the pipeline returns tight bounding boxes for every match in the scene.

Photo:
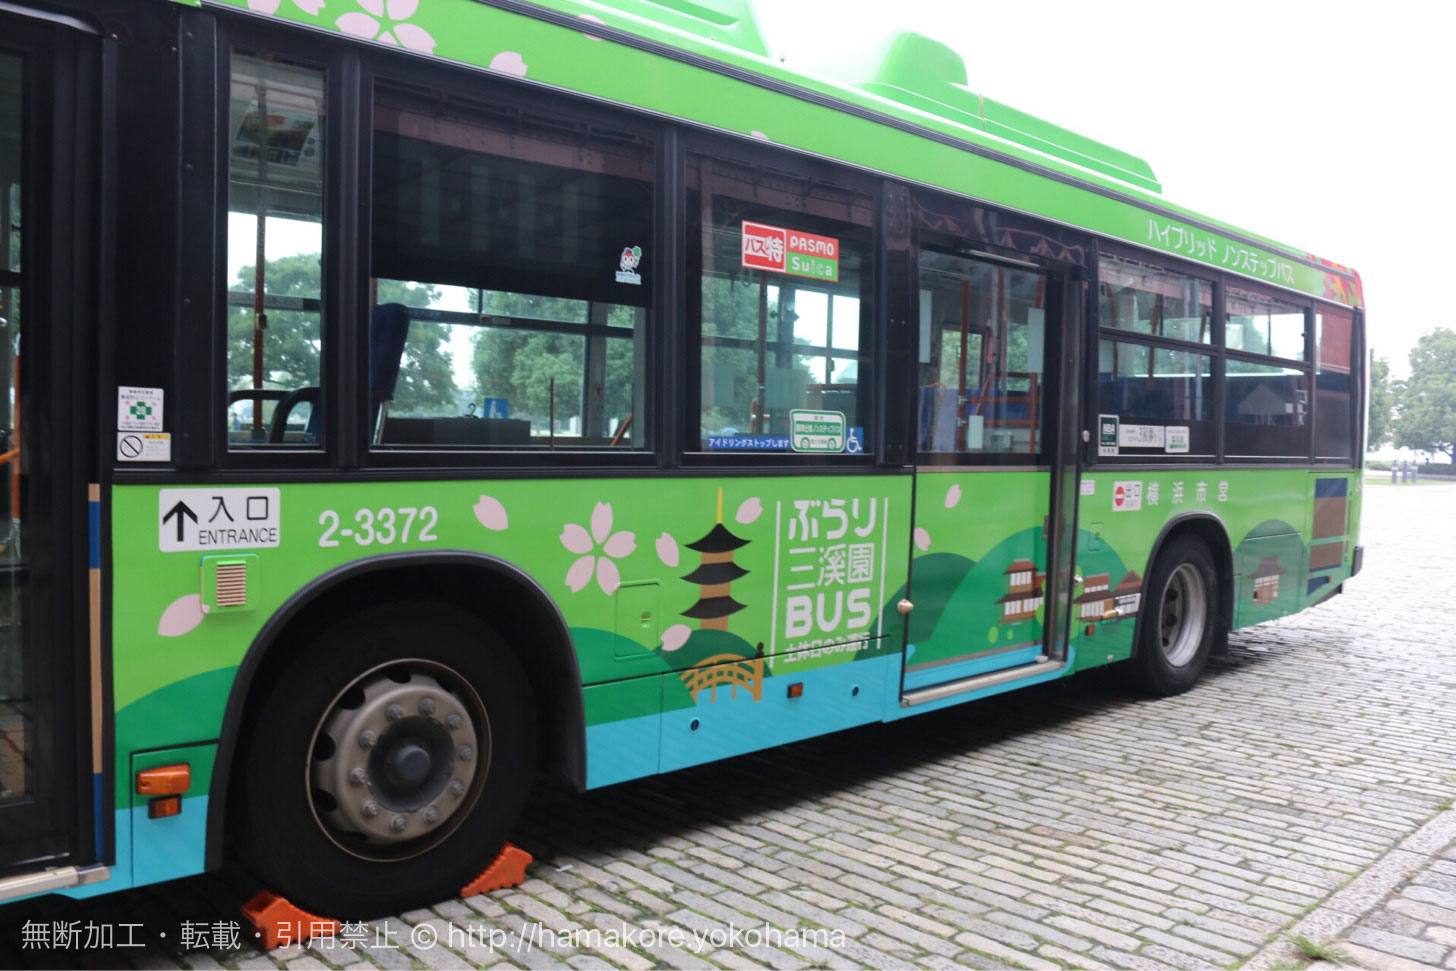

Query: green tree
[228,256,455,418]
[1367,354,1393,448]
[1395,328,1456,462]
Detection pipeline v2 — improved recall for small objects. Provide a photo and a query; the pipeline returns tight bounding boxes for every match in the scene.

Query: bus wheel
[238,602,534,918]
[1130,536,1218,696]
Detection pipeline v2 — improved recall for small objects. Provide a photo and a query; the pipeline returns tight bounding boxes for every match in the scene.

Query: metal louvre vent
[215,563,248,607]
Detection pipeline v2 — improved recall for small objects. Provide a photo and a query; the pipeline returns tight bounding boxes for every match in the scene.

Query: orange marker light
[148,796,182,819]
[136,764,191,796]
[786,683,804,699]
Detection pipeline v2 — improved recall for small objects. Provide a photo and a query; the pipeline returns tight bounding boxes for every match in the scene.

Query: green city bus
[0,0,1364,917]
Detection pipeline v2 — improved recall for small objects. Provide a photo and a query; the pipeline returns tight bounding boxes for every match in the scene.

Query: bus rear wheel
[238,602,534,918]
[1129,536,1218,696]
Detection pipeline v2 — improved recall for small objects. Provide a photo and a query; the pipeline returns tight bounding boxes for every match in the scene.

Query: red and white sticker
[742,221,788,271]
[1112,480,1143,512]
[741,221,840,281]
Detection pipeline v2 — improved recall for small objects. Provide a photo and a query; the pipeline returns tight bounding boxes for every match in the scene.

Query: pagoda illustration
[996,558,1046,624]
[1075,573,1114,623]
[680,489,750,631]
[1112,571,1143,618]
[1247,556,1286,605]
[678,489,764,704]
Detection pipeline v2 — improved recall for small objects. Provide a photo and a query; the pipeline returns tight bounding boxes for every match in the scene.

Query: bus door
[0,10,99,890]
[899,247,1077,706]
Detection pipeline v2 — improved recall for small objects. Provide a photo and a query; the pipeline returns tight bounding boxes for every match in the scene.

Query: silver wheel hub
[1158,563,1208,668]
[310,664,488,859]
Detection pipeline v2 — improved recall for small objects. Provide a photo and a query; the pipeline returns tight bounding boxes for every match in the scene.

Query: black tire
[237,601,534,917]
[1128,536,1219,696]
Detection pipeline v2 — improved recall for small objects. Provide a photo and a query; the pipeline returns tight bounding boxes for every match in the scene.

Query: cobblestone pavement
[2,479,1454,970]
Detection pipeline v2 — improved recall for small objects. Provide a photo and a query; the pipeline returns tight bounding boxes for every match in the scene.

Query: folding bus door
[899,248,1076,707]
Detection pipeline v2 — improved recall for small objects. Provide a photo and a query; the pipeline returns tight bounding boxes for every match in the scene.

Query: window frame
[1092,243,1221,463]
[1088,240,1344,467]
[208,19,350,471]
[356,52,664,470]
[911,238,1066,468]
[679,131,882,470]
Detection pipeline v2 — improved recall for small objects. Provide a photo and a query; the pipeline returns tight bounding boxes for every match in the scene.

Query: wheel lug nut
[448,780,465,798]
[362,800,379,818]
[386,704,405,722]
[423,806,440,824]
[457,745,473,762]
[445,713,463,730]
[390,815,408,833]
[419,697,437,716]
[349,767,368,787]
[359,730,377,748]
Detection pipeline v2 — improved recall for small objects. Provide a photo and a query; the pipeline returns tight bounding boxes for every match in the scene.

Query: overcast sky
[756,0,1448,377]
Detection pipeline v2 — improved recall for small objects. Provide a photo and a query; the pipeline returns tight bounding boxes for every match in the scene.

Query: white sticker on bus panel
[1165,426,1191,453]
[159,488,281,552]
[117,386,163,432]
[1118,423,1166,449]
[1112,481,1143,512]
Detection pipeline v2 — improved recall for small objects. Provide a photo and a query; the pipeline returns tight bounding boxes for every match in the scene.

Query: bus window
[224,51,326,448]
[368,83,652,450]
[917,251,1046,456]
[1225,286,1311,458]
[687,153,874,454]
[1315,306,1355,460]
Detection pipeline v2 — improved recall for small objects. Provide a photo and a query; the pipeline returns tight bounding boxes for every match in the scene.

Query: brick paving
[1,478,1454,969]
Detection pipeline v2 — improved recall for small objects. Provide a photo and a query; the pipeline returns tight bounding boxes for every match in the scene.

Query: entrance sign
[159,488,281,551]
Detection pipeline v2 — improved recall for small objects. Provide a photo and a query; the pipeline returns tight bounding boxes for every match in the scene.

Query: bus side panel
[1072,469,1317,671]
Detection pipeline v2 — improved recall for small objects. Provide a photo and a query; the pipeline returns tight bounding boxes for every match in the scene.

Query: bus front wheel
[238,602,534,918]
[1129,536,1218,696]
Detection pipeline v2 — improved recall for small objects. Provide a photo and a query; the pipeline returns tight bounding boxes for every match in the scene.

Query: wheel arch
[203,550,584,871]
[1130,512,1234,658]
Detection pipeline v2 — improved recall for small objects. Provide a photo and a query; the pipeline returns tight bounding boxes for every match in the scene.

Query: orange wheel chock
[241,890,342,951]
[460,841,531,898]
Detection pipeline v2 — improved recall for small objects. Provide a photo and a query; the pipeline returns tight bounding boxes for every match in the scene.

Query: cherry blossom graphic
[735,497,762,525]
[661,624,691,652]
[655,531,679,568]
[473,495,508,531]
[336,0,436,53]
[561,502,636,595]
[158,594,209,637]
[914,527,932,552]
[578,13,607,40]
[489,51,528,76]
[945,483,962,508]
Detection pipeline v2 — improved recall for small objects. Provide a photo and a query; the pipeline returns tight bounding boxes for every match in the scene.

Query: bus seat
[370,302,411,421]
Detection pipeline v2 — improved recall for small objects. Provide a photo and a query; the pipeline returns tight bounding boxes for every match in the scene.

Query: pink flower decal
[735,497,762,525]
[661,624,691,652]
[158,594,210,637]
[336,0,436,53]
[560,502,636,595]
[489,51,528,76]
[473,495,508,531]
[913,527,932,552]
[655,532,679,568]
[945,483,962,508]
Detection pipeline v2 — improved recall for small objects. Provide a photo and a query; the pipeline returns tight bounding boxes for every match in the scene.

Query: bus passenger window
[916,251,1046,456]
[224,51,326,448]
[368,84,652,450]
[688,154,874,455]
